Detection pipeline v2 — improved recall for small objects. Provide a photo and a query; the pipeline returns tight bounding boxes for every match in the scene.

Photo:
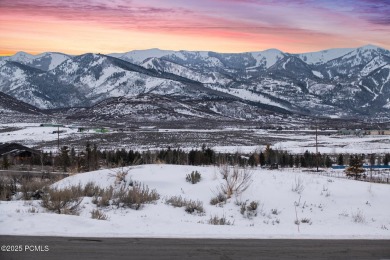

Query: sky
[0,0,389,56]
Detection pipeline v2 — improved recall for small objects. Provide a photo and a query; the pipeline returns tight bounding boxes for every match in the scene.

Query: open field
[1,122,390,155]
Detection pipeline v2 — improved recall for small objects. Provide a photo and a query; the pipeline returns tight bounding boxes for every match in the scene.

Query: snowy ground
[1,164,389,239]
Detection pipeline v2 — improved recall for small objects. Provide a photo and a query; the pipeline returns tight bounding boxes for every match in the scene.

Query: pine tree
[60,146,70,172]
[92,144,98,170]
[259,152,265,166]
[325,156,333,168]
[383,154,390,166]
[264,144,273,165]
[85,142,91,171]
[2,155,10,169]
[337,154,344,166]
[345,155,364,179]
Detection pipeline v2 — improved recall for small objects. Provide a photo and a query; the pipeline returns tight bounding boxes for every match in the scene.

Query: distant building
[0,143,40,164]
[338,128,364,136]
[40,123,64,127]
[365,130,390,135]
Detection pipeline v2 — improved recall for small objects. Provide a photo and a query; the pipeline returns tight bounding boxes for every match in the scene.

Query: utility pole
[315,119,319,172]
[57,125,60,154]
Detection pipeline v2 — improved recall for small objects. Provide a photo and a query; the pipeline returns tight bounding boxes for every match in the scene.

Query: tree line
[1,142,389,173]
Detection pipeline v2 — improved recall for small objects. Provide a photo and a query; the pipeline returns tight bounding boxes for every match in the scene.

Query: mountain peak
[359,44,382,51]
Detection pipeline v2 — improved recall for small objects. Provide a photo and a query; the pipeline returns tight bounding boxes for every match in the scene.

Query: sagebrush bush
[91,209,109,220]
[240,201,258,218]
[92,187,113,207]
[166,195,205,214]
[41,187,82,215]
[208,215,233,225]
[112,182,159,210]
[300,218,312,224]
[210,192,227,205]
[184,200,204,214]
[186,171,201,184]
[0,176,17,201]
[166,195,187,208]
[20,178,49,200]
[83,182,103,197]
[352,209,366,223]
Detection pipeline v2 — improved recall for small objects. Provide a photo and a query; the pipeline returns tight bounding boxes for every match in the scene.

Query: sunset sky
[0,0,389,56]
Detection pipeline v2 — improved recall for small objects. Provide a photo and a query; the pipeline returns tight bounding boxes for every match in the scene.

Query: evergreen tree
[337,154,344,166]
[1,155,10,170]
[60,146,70,172]
[85,142,91,171]
[369,153,375,167]
[92,144,98,170]
[264,144,273,165]
[345,155,364,179]
[288,155,294,168]
[70,147,76,168]
[259,152,265,166]
[300,155,307,168]
[325,155,333,168]
[383,154,390,166]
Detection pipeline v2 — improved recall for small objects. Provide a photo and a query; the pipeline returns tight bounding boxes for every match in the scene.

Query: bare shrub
[166,195,204,214]
[271,208,280,215]
[92,187,113,207]
[91,209,109,220]
[41,187,82,215]
[0,176,17,200]
[113,182,159,210]
[28,207,38,213]
[208,215,233,225]
[240,200,259,218]
[210,192,227,205]
[19,178,48,200]
[110,168,130,186]
[184,200,204,214]
[186,171,201,184]
[351,209,366,223]
[219,165,253,198]
[83,182,103,197]
[300,218,312,224]
[292,176,305,194]
[166,195,187,208]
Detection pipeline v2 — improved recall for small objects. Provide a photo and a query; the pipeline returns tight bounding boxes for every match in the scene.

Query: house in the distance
[365,129,390,135]
[0,143,40,165]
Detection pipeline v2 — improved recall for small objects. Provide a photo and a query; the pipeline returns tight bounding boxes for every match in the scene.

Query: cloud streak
[0,0,389,55]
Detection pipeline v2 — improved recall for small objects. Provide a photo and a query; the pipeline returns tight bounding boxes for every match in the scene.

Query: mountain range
[0,45,389,121]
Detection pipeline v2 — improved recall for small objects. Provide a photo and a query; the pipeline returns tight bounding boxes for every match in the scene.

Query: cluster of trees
[2,142,389,173]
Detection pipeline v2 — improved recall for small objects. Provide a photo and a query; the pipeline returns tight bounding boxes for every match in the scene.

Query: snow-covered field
[1,123,389,155]
[1,165,389,239]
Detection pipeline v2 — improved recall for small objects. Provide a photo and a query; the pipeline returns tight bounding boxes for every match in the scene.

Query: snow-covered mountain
[0,91,45,115]
[0,45,389,120]
[1,51,70,71]
[66,94,290,123]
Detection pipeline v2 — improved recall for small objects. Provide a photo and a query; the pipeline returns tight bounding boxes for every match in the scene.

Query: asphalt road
[0,236,389,260]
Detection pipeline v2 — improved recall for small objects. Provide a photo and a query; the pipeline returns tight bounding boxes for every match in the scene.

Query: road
[0,236,389,260]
